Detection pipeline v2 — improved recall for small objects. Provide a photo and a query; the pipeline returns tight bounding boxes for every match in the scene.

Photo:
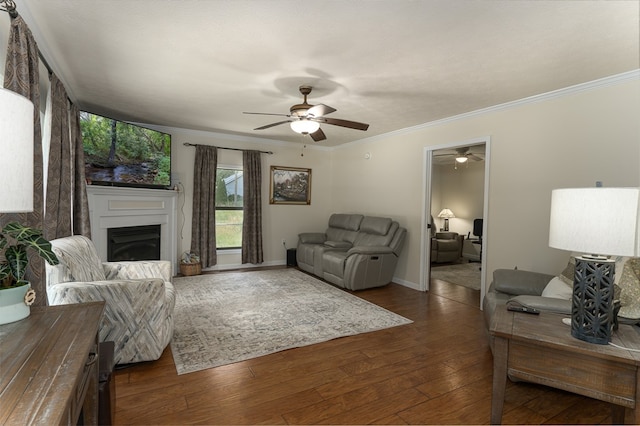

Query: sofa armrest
[347,245,394,255]
[102,260,172,282]
[324,241,352,249]
[492,269,555,296]
[298,233,326,244]
[508,295,571,315]
[47,278,168,305]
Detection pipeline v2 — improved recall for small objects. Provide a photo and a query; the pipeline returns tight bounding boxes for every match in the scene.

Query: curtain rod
[1,0,55,77]
[183,143,273,155]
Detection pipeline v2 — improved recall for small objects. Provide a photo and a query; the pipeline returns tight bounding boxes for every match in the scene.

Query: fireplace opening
[107,225,161,262]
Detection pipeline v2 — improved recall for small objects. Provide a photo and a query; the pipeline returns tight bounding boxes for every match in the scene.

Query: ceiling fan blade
[307,104,336,118]
[317,117,369,131]
[254,120,291,130]
[244,112,291,117]
[468,154,484,161]
[309,128,326,142]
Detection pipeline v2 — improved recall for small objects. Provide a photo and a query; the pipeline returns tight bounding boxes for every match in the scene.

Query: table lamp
[549,187,640,344]
[438,208,455,231]
[0,87,34,213]
[0,87,34,325]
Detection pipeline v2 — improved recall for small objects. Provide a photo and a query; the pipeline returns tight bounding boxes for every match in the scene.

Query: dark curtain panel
[45,74,72,239]
[70,104,91,237]
[191,145,217,267]
[1,16,45,305]
[241,150,263,264]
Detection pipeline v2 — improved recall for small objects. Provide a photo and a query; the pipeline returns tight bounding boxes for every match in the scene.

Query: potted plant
[0,221,59,325]
[180,251,201,276]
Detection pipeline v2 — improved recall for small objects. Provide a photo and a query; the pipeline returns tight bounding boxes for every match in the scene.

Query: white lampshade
[455,156,468,163]
[290,119,320,135]
[0,88,34,213]
[549,187,640,257]
[438,208,455,219]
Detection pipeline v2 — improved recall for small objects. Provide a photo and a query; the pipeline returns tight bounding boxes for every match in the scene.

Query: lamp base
[443,218,449,232]
[571,256,615,345]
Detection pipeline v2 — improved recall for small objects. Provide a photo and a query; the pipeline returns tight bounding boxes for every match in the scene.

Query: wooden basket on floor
[180,262,202,276]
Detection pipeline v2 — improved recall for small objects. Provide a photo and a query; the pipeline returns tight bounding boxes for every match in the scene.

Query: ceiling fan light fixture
[455,156,468,163]
[290,119,320,135]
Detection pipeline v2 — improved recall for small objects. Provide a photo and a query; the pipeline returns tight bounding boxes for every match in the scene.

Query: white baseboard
[201,264,421,292]
[391,276,421,291]
[202,260,285,272]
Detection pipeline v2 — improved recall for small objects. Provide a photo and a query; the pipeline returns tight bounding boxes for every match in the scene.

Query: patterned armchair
[45,235,175,364]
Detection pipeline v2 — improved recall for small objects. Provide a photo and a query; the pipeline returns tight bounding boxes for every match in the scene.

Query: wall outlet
[281,239,286,245]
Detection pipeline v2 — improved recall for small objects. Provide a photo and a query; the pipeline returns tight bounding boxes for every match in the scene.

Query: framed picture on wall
[269,166,311,205]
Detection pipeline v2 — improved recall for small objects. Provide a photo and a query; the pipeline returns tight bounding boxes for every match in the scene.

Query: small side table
[490,307,640,424]
[0,302,105,425]
[287,248,297,267]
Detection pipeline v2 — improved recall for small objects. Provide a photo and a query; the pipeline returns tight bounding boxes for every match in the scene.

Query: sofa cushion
[355,221,398,247]
[325,214,362,244]
[616,257,640,320]
[328,214,363,231]
[322,250,347,277]
[298,232,326,244]
[324,241,352,249]
[50,235,107,282]
[541,276,573,300]
[359,216,392,235]
[508,295,571,315]
[492,269,554,296]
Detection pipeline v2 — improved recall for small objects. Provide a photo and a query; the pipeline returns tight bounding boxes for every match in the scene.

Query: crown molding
[337,69,640,150]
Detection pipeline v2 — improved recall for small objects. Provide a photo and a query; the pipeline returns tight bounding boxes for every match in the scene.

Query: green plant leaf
[1,221,59,266]
[5,244,28,281]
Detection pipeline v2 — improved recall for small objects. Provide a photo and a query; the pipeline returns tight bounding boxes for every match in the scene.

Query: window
[215,167,243,249]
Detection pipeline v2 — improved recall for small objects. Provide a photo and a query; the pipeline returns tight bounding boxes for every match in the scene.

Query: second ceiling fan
[244,85,369,142]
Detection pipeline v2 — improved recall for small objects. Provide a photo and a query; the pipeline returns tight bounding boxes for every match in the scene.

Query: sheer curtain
[1,15,45,304]
[241,150,263,264]
[191,145,218,267]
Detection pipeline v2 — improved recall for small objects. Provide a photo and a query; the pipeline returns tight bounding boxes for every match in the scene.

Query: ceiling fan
[435,147,484,164]
[243,85,369,142]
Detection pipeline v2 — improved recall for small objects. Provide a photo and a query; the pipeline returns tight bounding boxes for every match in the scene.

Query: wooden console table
[490,306,640,424]
[0,302,105,425]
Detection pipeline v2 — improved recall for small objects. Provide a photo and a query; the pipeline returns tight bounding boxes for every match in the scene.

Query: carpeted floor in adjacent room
[430,261,481,290]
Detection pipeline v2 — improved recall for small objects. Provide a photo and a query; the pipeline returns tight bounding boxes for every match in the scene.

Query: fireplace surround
[87,186,179,274]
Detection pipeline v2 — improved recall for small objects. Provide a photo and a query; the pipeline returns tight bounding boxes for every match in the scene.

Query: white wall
[332,77,640,288]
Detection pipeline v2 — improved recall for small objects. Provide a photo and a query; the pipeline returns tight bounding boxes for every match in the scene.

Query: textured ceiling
[14,0,640,147]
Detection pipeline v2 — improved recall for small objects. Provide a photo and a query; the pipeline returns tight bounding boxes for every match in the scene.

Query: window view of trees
[80,112,171,187]
[215,168,243,249]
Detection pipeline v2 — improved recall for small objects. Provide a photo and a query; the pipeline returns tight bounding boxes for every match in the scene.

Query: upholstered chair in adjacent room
[45,235,175,365]
[431,231,463,263]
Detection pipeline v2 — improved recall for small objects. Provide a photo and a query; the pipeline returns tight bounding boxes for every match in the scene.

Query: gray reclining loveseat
[296,213,406,290]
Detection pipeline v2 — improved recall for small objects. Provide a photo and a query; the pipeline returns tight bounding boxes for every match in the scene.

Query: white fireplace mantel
[86,186,179,275]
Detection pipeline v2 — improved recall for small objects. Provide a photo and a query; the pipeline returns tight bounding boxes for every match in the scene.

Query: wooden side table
[0,302,105,425]
[490,306,640,424]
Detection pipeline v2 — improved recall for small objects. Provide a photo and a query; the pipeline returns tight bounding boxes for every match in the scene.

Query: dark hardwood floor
[114,270,613,425]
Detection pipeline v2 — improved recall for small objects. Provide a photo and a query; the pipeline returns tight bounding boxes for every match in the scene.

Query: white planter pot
[0,283,34,325]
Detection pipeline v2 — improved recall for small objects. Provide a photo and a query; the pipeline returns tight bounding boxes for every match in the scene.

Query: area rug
[170,269,412,375]
[431,262,481,290]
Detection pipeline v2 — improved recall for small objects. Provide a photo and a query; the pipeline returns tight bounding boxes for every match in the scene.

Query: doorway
[420,137,490,309]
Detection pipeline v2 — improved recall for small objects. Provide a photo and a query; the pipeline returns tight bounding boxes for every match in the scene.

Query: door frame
[420,136,491,309]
